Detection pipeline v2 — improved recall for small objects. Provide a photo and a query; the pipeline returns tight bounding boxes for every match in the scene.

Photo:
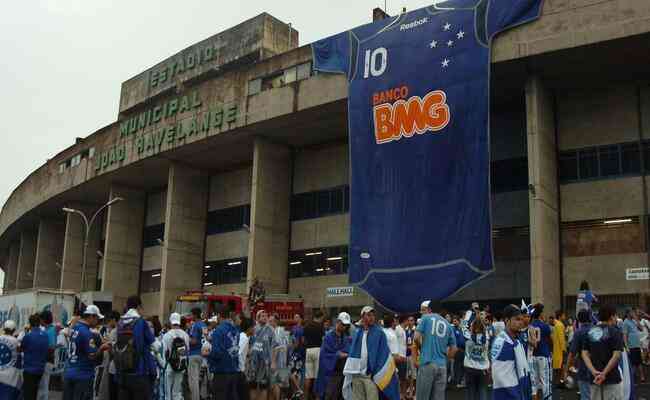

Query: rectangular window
[248,78,262,96]
[140,269,162,293]
[203,258,248,286]
[559,151,578,182]
[491,157,528,192]
[59,163,66,174]
[288,246,349,278]
[143,224,165,248]
[284,67,297,84]
[621,143,641,175]
[598,145,621,177]
[88,147,95,159]
[578,148,598,180]
[643,141,650,173]
[297,62,312,81]
[291,186,350,221]
[206,205,251,235]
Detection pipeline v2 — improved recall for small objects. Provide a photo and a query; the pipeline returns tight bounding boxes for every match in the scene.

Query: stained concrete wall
[526,76,561,313]
[564,253,649,296]
[142,247,163,272]
[146,191,167,226]
[208,168,252,211]
[16,231,37,290]
[141,292,161,318]
[60,204,102,292]
[561,177,644,222]
[289,275,372,311]
[205,283,247,296]
[159,163,208,318]
[558,85,640,150]
[102,185,145,311]
[247,138,291,294]
[5,242,19,292]
[34,219,65,289]
[450,260,531,302]
[293,144,348,194]
[291,214,349,251]
[205,232,249,261]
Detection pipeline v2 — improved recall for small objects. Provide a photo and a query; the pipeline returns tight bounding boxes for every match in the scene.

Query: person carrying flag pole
[342,306,399,400]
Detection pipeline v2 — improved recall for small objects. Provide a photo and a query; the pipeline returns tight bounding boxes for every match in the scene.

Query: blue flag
[312,0,543,312]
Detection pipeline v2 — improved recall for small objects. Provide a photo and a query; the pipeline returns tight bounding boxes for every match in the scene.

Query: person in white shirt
[393,315,409,398]
[162,313,190,400]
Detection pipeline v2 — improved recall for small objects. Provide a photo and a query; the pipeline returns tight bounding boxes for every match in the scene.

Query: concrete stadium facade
[3,4,650,318]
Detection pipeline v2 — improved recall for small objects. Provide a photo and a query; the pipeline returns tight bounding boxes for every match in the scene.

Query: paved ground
[48,384,650,400]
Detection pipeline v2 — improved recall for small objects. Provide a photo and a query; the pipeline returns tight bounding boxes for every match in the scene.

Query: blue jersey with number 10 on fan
[312,0,543,312]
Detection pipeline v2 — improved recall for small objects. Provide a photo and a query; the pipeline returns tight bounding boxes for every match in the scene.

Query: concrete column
[60,204,102,292]
[16,231,37,290]
[247,138,291,294]
[159,163,208,318]
[34,219,66,289]
[5,242,19,292]
[101,185,145,312]
[526,76,562,313]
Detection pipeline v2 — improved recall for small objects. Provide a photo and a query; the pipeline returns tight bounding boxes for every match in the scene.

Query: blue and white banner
[312,0,543,312]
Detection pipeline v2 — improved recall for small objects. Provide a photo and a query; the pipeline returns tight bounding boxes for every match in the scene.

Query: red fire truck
[175,292,304,325]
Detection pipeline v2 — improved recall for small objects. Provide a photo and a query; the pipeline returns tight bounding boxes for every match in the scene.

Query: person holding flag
[315,312,352,400]
[0,320,21,400]
[342,306,399,400]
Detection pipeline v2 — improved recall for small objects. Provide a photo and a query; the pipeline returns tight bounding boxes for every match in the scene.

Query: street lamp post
[62,197,123,293]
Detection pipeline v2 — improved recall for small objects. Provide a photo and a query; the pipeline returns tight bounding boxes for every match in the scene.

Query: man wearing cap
[343,306,399,400]
[491,305,532,400]
[315,312,352,400]
[0,320,21,400]
[162,313,190,400]
[63,304,109,400]
[414,301,456,400]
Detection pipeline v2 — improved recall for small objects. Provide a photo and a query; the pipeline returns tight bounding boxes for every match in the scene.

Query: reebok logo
[400,17,429,31]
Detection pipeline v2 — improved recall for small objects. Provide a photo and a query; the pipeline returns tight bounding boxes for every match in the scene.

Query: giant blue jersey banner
[312,0,543,312]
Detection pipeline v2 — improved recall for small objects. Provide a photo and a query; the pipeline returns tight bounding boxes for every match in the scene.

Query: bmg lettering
[372,88,450,144]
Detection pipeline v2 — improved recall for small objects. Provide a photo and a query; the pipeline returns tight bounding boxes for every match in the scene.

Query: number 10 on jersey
[364,47,388,78]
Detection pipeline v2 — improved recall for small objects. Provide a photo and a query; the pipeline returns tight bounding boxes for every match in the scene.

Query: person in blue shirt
[414,301,457,400]
[451,317,466,387]
[569,310,593,400]
[63,305,108,400]
[37,310,57,400]
[207,309,242,399]
[188,307,205,400]
[21,314,50,400]
[529,304,552,400]
[117,296,157,400]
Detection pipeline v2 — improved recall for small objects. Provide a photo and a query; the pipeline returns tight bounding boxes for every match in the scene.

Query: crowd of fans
[0,281,647,400]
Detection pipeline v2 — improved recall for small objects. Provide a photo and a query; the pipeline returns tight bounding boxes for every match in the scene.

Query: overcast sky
[0,0,444,208]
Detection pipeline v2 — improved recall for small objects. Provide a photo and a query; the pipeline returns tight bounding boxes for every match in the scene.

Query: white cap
[471,302,479,309]
[3,320,16,331]
[83,305,104,319]
[420,300,430,309]
[337,312,351,325]
[169,313,181,326]
[208,315,218,323]
[361,306,375,316]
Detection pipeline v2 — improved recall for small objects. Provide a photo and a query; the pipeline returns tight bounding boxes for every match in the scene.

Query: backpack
[167,336,188,372]
[113,319,137,373]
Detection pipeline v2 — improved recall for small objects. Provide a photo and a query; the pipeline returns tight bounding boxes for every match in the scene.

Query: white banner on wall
[626,267,649,281]
[326,286,354,298]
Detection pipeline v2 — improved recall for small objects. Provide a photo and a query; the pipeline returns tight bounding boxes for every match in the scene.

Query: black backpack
[167,336,188,372]
[113,319,137,373]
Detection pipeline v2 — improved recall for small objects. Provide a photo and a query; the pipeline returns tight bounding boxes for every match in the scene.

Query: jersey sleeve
[311,31,352,76]
[486,0,543,39]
